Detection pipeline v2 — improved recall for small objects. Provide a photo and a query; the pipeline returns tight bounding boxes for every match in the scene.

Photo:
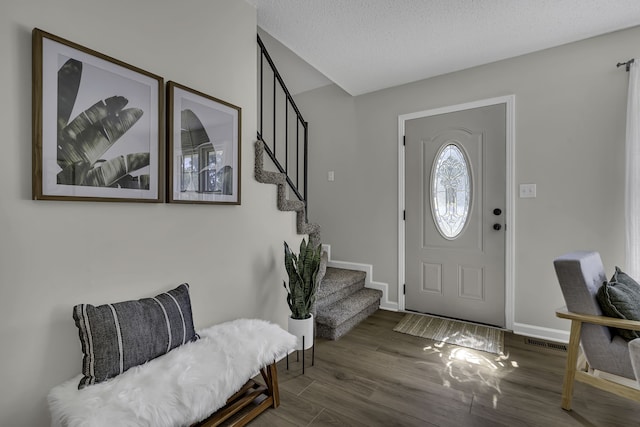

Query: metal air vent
[524,337,567,352]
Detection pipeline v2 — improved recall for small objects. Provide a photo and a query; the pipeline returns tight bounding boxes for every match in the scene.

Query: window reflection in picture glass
[167,81,241,204]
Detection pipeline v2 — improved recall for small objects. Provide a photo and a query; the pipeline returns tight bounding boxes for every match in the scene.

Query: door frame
[398,95,515,330]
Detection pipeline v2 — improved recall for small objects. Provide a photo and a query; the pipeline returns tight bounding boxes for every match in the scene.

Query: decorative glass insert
[431,143,471,239]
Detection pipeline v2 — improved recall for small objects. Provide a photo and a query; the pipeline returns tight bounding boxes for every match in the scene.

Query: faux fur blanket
[48,319,296,427]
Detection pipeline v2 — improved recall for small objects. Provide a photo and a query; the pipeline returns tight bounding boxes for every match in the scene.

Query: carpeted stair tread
[317,267,366,300]
[316,300,380,341]
[254,141,321,245]
[316,279,365,312]
[316,288,383,328]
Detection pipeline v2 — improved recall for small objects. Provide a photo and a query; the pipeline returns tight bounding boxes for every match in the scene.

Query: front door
[405,103,506,327]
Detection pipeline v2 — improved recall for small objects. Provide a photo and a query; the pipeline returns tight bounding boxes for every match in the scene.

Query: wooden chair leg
[561,319,582,411]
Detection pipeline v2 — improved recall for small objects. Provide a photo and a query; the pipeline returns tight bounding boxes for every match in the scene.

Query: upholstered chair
[553,251,640,410]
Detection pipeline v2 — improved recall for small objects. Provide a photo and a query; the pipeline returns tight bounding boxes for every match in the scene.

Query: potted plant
[283,238,322,350]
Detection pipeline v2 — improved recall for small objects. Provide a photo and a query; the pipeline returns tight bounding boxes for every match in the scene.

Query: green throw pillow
[596,267,640,341]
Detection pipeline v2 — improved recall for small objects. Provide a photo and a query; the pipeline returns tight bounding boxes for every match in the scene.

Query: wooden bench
[49,319,296,427]
[193,362,279,427]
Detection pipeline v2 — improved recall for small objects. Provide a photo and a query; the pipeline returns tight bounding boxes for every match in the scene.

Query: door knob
[493,223,502,231]
[493,208,502,216]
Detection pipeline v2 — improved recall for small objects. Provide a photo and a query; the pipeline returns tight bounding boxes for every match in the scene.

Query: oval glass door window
[431,143,471,239]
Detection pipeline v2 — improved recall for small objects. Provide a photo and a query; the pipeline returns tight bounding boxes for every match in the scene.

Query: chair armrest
[556,307,640,331]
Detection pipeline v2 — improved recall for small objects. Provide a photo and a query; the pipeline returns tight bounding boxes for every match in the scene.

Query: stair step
[316,267,366,310]
[316,288,382,328]
[254,141,321,244]
[316,290,382,340]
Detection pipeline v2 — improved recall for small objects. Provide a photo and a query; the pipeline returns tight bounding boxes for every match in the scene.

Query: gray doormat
[393,313,504,355]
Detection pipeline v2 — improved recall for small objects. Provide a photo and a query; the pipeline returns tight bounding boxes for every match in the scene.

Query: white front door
[404,103,506,327]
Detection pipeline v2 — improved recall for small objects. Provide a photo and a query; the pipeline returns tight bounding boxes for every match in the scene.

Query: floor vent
[524,337,567,352]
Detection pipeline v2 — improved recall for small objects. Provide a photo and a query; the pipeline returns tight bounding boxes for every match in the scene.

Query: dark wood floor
[249,310,640,427]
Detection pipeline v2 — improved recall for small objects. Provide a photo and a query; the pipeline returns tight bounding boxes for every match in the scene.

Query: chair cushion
[630,339,640,384]
[72,283,198,389]
[596,267,640,341]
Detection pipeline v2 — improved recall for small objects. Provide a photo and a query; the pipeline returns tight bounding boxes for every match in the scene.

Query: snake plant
[283,238,322,320]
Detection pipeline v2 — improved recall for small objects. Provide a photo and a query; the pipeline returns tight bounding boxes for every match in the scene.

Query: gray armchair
[553,251,640,410]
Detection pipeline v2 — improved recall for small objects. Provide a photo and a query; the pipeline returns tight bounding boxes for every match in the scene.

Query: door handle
[493,223,502,231]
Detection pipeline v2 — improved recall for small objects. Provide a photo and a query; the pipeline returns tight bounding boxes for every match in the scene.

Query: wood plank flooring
[248,310,640,427]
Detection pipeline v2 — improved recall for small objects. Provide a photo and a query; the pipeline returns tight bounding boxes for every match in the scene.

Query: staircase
[315,267,383,340]
[254,141,382,339]
[255,34,382,340]
[254,140,321,246]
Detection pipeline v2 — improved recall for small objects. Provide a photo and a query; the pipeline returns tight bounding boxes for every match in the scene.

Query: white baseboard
[512,322,570,343]
[316,247,569,339]
[322,244,399,312]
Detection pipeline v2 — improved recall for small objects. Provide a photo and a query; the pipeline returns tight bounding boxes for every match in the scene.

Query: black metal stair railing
[257,34,308,209]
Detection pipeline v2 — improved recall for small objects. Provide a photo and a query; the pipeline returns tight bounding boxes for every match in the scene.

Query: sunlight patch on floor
[419,339,518,408]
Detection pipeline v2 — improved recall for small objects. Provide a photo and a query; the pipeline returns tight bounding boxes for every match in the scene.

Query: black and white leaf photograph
[33,29,163,202]
[167,81,241,205]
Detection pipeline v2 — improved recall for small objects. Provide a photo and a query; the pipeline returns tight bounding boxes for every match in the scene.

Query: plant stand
[286,333,315,374]
[287,314,315,374]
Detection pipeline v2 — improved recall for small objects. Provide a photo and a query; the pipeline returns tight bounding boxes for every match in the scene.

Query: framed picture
[32,28,164,202]
[167,81,241,205]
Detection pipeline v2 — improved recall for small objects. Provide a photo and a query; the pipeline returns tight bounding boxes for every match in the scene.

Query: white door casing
[398,96,515,329]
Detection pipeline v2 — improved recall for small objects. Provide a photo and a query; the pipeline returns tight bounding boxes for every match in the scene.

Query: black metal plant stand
[286,332,315,374]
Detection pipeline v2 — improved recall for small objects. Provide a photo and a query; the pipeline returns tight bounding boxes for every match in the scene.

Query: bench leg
[260,361,280,408]
[196,362,281,427]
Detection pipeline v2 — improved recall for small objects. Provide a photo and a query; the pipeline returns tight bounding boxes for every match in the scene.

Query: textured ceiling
[246,0,640,96]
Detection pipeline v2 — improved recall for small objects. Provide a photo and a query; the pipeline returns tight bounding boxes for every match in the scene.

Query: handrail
[257,34,308,212]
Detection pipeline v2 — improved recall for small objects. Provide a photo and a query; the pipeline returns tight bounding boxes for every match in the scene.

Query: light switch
[519,183,536,198]
[328,171,335,182]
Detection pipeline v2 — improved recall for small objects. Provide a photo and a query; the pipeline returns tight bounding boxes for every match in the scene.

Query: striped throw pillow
[72,283,198,389]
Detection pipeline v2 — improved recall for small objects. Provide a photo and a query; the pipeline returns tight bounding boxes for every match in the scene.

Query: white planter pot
[288,314,314,350]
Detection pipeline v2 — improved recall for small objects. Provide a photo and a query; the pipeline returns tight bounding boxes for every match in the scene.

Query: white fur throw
[48,319,296,427]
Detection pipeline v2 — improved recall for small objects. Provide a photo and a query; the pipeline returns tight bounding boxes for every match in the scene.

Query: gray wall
[296,26,638,337]
[0,1,302,425]
[258,28,332,96]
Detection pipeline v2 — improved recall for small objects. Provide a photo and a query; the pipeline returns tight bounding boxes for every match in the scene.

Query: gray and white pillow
[597,267,640,341]
[72,283,198,389]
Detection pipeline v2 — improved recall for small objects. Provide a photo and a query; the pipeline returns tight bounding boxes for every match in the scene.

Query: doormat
[393,313,504,355]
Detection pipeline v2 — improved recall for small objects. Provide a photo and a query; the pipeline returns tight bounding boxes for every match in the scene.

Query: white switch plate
[519,183,536,198]
[328,171,335,182]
